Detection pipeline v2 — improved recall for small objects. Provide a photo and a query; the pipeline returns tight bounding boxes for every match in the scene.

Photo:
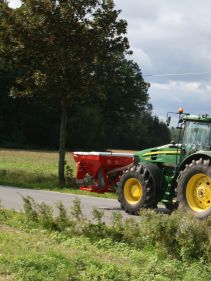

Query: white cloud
[8,0,21,8]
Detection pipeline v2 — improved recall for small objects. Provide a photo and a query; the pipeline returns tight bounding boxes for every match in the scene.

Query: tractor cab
[181,115,211,156]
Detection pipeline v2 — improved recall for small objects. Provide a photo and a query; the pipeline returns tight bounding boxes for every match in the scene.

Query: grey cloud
[149,81,211,118]
[116,0,211,82]
[115,0,161,22]
[115,1,211,118]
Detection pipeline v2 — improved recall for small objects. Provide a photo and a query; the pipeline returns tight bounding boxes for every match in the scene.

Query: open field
[0,149,63,175]
[0,149,116,198]
[0,200,210,281]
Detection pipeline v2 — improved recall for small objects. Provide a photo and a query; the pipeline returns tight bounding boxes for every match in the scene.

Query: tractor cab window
[182,121,211,152]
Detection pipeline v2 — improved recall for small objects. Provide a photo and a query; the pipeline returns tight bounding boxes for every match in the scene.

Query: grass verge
[0,198,210,281]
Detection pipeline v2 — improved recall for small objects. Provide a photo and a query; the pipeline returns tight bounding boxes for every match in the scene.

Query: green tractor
[118,109,211,219]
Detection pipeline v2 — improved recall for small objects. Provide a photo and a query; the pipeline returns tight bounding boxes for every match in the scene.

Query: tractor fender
[178,152,211,172]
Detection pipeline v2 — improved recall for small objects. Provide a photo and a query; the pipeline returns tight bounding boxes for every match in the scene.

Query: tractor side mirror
[166,116,171,126]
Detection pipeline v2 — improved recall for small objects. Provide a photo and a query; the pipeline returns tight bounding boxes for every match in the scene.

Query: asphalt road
[0,185,135,223]
[0,185,169,223]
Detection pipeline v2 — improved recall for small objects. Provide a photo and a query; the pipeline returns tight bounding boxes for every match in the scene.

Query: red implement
[73,152,134,193]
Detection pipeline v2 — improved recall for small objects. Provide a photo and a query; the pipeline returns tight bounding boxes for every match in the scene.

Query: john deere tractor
[118,109,211,219]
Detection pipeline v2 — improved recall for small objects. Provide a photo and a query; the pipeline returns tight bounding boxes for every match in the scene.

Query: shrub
[122,217,143,248]
[65,163,75,186]
[0,200,7,220]
[36,202,55,229]
[22,196,38,222]
[176,213,210,260]
[55,201,70,231]
[108,212,124,242]
[22,196,55,229]
[71,198,84,222]
[137,209,211,261]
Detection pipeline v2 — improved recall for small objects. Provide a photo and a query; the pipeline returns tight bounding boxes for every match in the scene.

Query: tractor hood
[134,143,181,167]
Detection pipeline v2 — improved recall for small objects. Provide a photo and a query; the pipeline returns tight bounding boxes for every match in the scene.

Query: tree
[67,58,170,151]
[0,0,130,184]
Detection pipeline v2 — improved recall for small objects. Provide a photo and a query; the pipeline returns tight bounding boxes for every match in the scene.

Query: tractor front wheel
[177,158,211,219]
[118,164,159,215]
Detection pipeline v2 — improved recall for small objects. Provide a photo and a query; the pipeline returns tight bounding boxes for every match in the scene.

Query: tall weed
[55,201,70,231]
[36,202,55,229]
[71,198,84,222]
[22,196,38,222]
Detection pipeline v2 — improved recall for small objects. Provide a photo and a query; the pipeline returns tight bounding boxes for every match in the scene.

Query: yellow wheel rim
[186,173,211,212]
[124,178,142,204]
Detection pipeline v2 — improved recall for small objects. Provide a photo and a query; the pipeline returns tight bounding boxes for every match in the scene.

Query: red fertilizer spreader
[73,152,134,193]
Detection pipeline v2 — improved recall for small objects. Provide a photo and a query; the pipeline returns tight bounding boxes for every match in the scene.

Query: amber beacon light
[178,107,184,114]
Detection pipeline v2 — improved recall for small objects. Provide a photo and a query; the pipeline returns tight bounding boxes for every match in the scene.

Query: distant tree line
[0,59,170,151]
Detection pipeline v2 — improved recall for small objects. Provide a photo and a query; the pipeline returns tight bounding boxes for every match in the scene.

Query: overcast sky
[8,0,211,121]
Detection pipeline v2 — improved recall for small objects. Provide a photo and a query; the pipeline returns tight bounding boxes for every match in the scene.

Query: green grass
[1,225,210,281]
[0,149,116,198]
[0,200,210,281]
[0,149,60,174]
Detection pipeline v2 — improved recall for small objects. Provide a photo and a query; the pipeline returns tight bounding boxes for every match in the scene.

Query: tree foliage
[1,0,130,100]
[0,0,131,184]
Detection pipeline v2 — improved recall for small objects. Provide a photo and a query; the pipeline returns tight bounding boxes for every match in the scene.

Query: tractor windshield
[182,121,211,151]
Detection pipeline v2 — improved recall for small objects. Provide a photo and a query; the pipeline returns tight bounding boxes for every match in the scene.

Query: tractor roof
[183,114,211,123]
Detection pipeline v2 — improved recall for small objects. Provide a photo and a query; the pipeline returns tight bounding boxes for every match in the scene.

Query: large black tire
[177,158,211,219]
[118,163,161,215]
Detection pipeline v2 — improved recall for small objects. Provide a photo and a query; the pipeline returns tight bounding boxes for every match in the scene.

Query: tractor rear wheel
[177,158,211,219]
[118,163,160,215]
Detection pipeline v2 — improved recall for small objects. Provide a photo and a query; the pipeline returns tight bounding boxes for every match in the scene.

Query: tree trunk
[58,99,68,186]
